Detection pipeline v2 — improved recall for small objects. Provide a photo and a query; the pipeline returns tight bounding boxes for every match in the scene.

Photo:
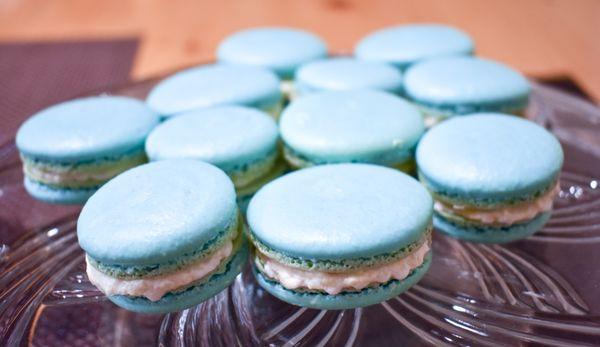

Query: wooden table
[1,0,599,101]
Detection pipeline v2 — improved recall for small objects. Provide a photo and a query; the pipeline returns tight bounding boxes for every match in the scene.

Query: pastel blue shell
[404,57,530,108]
[247,164,433,260]
[16,96,159,163]
[217,27,327,79]
[354,24,474,69]
[24,177,97,205]
[77,160,237,266]
[145,106,278,172]
[279,90,424,165]
[295,57,403,95]
[416,114,563,203]
[146,64,281,117]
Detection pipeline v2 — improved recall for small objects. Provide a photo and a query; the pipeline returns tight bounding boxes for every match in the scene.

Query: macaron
[247,164,433,310]
[355,24,474,70]
[416,114,563,243]
[404,56,530,122]
[279,90,424,172]
[15,96,159,204]
[217,27,327,80]
[146,64,282,118]
[294,57,403,97]
[78,160,248,313]
[145,106,285,210]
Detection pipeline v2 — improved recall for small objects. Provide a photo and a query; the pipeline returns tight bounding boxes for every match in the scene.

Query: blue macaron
[217,27,327,80]
[16,96,159,204]
[247,164,433,309]
[416,114,563,243]
[280,90,424,172]
[294,57,403,96]
[145,106,285,210]
[355,24,474,70]
[146,64,282,118]
[78,160,247,313]
[404,56,530,120]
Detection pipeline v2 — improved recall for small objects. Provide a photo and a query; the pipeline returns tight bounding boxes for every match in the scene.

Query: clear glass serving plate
[1,79,599,346]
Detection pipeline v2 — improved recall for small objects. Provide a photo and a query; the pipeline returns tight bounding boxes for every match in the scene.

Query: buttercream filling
[256,241,430,295]
[86,239,233,302]
[434,182,560,225]
[281,80,297,101]
[22,152,146,188]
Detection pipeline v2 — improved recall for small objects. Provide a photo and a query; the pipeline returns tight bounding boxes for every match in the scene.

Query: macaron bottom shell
[282,145,415,174]
[107,238,249,314]
[254,252,431,310]
[24,177,99,204]
[414,102,527,125]
[434,211,551,243]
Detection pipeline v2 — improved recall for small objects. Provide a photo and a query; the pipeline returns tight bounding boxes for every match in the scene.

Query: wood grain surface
[1,0,598,101]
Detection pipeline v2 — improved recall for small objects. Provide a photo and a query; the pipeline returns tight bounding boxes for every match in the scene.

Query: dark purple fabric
[0,39,139,147]
[0,39,138,247]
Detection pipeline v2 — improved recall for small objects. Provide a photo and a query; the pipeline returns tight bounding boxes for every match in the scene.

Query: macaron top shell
[146,64,281,117]
[280,90,424,164]
[404,57,530,106]
[416,114,563,202]
[145,106,278,171]
[217,27,327,79]
[16,96,159,163]
[355,24,474,68]
[78,160,237,266]
[295,57,403,94]
[247,164,433,260]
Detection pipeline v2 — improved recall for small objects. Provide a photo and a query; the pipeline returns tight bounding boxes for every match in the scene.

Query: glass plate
[1,79,599,346]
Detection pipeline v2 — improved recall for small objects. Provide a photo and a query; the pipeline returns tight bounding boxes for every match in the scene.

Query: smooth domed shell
[279,90,424,165]
[217,27,327,78]
[16,96,159,162]
[416,114,563,201]
[404,57,530,106]
[145,106,278,171]
[355,24,474,68]
[295,57,403,94]
[247,164,433,260]
[146,64,281,117]
[78,160,237,265]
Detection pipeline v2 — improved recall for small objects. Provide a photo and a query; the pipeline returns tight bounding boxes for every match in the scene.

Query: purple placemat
[0,38,138,247]
[0,38,139,147]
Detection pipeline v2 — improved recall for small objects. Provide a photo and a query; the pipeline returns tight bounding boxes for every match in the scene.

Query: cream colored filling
[435,182,560,225]
[257,241,430,295]
[86,239,233,302]
[281,80,297,101]
[22,152,146,188]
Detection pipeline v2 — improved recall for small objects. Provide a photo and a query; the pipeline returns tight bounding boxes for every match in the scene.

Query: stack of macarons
[13,24,564,315]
